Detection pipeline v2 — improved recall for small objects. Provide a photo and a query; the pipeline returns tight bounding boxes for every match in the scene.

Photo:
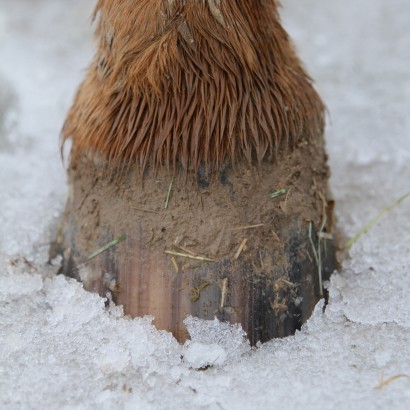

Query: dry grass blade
[344,191,410,250]
[308,222,323,296]
[190,280,211,303]
[234,238,248,259]
[171,256,179,273]
[131,207,160,214]
[165,250,215,262]
[232,224,264,231]
[85,234,126,262]
[376,373,410,390]
[220,278,228,308]
[164,177,174,209]
[178,246,197,256]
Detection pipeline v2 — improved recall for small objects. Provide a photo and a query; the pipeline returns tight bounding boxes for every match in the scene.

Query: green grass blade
[85,234,126,262]
[165,177,174,209]
[344,191,410,250]
[269,188,287,199]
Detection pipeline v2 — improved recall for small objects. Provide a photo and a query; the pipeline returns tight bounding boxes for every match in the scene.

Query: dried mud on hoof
[56,138,337,345]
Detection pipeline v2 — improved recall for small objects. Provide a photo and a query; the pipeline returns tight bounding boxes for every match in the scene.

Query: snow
[0,0,409,409]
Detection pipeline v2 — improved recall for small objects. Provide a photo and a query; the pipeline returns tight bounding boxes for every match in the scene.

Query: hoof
[55,0,337,345]
[57,140,336,345]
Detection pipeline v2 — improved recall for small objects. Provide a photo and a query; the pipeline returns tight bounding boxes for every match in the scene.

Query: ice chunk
[45,275,107,331]
[184,316,250,363]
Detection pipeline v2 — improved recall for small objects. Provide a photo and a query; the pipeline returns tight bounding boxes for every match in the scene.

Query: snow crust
[1,0,409,409]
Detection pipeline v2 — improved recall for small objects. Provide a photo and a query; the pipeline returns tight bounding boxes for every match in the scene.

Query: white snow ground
[0,0,409,409]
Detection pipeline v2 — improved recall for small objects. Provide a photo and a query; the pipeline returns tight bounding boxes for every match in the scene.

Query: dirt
[68,138,329,260]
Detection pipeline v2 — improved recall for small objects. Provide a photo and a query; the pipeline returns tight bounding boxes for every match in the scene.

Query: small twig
[165,250,215,262]
[164,177,174,209]
[270,188,287,199]
[84,234,126,263]
[344,191,410,250]
[234,238,248,259]
[231,224,264,231]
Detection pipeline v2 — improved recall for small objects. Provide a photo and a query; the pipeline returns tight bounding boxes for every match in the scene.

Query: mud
[58,134,336,344]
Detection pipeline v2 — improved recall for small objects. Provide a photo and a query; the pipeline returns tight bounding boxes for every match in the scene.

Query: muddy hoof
[55,0,337,344]
[58,141,336,345]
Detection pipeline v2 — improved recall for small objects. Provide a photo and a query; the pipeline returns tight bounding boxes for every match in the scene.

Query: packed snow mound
[1,270,409,410]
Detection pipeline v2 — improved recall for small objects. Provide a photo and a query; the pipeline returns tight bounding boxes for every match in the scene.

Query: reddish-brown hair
[63,0,324,173]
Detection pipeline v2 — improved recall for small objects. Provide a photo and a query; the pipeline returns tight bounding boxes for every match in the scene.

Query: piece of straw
[232,224,264,231]
[220,278,228,308]
[165,250,215,262]
[131,207,160,214]
[376,374,410,390]
[234,238,248,259]
[171,257,179,273]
